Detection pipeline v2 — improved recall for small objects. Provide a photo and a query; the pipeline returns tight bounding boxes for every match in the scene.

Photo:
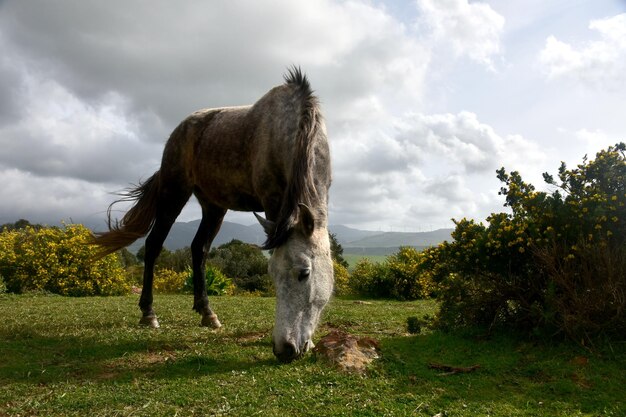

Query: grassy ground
[0,294,624,416]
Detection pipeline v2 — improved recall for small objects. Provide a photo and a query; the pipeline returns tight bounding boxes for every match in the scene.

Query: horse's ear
[254,212,276,236]
[297,203,315,237]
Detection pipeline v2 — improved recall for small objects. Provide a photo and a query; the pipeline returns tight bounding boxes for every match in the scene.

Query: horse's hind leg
[191,204,226,328]
[139,186,191,328]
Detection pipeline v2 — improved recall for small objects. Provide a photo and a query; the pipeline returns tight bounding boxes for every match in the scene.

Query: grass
[0,294,624,416]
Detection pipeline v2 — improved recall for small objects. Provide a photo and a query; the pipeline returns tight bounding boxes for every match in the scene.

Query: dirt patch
[313,330,380,374]
[233,331,269,345]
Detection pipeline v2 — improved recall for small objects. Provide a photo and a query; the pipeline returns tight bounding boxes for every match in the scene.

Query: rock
[313,330,380,374]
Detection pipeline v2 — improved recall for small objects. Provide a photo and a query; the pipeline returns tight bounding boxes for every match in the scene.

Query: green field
[343,253,388,269]
[1,294,624,416]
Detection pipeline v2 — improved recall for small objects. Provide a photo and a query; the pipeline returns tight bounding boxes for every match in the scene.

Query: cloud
[539,13,626,90]
[0,0,541,232]
[328,110,547,229]
[0,72,161,183]
[416,0,505,68]
[0,168,114,227]
[0,0,434,227]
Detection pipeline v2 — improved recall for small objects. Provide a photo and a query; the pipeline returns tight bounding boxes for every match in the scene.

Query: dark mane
[263,67,323,249]
[283,66,311,92]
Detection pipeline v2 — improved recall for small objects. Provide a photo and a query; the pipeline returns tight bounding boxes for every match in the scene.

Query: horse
[93,68,333,363]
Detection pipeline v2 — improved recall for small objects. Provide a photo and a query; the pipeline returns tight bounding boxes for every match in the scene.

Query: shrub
[0,224,130,296]
[348,249,438,300]
[348,258,393,298]
[153,268,188,293]
[432,143,626,341]
[183,265,234,296]
[333,259,351,296]
[207,240,273,295]
[137,245,191,273]
[386,247,438,300]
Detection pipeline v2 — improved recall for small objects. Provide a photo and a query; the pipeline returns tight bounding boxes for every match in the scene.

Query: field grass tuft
[1,294,624,416]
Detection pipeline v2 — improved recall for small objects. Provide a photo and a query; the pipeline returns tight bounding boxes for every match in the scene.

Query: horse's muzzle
[273,341,299,363]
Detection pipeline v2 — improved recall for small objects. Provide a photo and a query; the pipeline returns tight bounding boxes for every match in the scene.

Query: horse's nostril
[274,342,298,363]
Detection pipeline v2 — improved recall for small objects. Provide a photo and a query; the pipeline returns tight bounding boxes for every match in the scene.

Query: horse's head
[256,204,334,363]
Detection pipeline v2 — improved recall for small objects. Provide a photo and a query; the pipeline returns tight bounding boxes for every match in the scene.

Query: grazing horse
[94,68,333,362]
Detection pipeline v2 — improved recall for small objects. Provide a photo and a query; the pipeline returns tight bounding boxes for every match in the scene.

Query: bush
[0,224,130,296]
[153,268,188,293]
[183,265,234,296]
[386,247,438,300]
[348,249,438,300]
[431,143,626,341]
[333,259,351,296]
[348,258,393,298]
[207,240,273,295]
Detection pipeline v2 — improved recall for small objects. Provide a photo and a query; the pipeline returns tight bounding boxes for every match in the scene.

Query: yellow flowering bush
[431,143,626,341]
[348,248,438,300]
[0,224,130,296]
[386,247,438,300]
[332,259,351,296]
[153,268,189,293]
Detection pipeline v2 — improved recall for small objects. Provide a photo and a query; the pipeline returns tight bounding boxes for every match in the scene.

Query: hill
[121,220,452,256]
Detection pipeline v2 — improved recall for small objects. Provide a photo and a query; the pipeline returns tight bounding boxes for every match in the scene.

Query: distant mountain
[4,217,452,256]
[126,220,266,254]
[328,224,380,244]
[342,229,453,249]
[121,220,452,256]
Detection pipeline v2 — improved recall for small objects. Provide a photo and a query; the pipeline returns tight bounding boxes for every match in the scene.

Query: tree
[1,219,43,231]
[207,240,272,294]
[329,233,349,268]
[136,245,192,272]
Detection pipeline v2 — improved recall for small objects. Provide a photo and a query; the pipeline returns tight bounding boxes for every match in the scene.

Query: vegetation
[136,245,191,273]
[348,247,436,300]
[152,268,190,294]
[0,223,129,296]
[183,264,235,296]
[329,232,349,268]
[0,294,623,416]
[207,239,273,295]
[428,143,625,342]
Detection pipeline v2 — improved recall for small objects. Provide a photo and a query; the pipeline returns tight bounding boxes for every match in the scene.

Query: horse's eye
[298,268,311,281]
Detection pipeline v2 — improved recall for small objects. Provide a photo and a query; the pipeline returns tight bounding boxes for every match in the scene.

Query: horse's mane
[263,67,323,249]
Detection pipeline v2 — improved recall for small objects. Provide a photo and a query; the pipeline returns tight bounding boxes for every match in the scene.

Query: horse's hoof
[139,315,160,328]
[201,313,222,329]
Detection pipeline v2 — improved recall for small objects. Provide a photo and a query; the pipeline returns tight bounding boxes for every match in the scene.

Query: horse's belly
[193,183,263,212]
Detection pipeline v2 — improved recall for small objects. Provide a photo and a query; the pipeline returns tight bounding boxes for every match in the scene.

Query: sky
[0,0,625,232]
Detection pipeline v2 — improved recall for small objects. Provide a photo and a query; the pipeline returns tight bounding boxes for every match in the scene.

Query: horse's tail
[92,171,161,258]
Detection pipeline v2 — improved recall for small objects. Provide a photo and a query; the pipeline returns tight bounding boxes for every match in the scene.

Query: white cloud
[328,110,547,229]
[2,0,587,234]
[0,0,434,229]
[539,13,626,90]
[574,128,622,158]
[416,0,505,68]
